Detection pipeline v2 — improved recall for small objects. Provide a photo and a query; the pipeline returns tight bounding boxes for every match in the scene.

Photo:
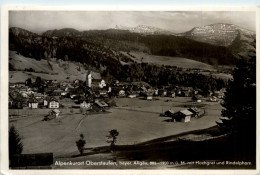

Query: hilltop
[177,23,256,59]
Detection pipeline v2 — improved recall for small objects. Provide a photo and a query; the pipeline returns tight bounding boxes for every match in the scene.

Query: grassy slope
[122,51,215,71]
[9,51,100,83]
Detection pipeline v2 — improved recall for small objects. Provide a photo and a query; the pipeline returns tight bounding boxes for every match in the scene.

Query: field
[9,51,100,83]
[9,97,223,158]
[123,51,216,71]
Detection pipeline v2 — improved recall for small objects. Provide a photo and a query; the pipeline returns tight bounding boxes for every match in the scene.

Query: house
[181,90,191,97]
[171,109,193,122]
[187,107,202,118]
[80,101,91,109]
[214,91,225,99]
[192,95,203,102]
[34,93,45,100]
[99,80,106,88]
[118,90,126,97]
[95,100,109,108]
[167,91,176,98]
[144,92,153,100]
[48,100,59,109]
[158,89,167,96]
[128,94,137,98]
[43,99,48,107]
[51,89,62,96]
[210,96,218,102]
[92,100,109,112]
[61,92,68,96]
[154,89,159,96]
[20,91,28,98]
[99,90,108,97]
[28,98,38,109]
[164,109,175,117]
[146,95,153,100]
[49,109,61,117]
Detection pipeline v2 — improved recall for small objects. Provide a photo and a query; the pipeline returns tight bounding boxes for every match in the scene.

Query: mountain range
[113,25,174,35]
[9,23,255,69]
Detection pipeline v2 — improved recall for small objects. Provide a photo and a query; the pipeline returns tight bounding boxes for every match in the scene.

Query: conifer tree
[9,125,23,157]
[220,56,256,139]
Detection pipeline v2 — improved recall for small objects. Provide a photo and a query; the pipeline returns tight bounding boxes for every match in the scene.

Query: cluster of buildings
[8,72,110,112]
[9,71,225,121]
[163,107,205,123]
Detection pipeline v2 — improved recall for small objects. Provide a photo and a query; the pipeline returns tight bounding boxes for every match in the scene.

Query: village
[9,70,226,123]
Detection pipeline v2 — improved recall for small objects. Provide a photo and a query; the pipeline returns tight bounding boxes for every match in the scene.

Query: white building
[28,98,38,109]
[99,80,106,88]
[80,101,91,109]
[49,100,59,109]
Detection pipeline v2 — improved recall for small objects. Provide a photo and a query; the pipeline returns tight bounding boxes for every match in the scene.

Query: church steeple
[86,70,92,88]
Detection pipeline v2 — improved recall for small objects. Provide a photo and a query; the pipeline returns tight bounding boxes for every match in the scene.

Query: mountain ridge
[9,23,255,66]
[177,23,255,47]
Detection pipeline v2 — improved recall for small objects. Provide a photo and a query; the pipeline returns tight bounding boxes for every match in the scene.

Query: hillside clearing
[9,51,100,83]
[122,51,216,71]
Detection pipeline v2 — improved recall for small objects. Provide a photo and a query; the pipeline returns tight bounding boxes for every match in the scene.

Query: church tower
[86,71,92,88]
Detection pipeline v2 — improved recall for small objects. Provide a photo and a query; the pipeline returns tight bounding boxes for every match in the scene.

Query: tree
[76,134,86,155]
[9,125,23,158]
[25,78,32,87]
[219,56,256,141]
[106,129,119,152]
[34,76,43,88]
[13,93,25,109]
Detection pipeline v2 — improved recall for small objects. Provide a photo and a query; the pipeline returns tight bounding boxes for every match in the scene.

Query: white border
[1,6,260,175]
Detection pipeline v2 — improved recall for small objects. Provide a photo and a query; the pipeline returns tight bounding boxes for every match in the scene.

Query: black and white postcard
[1,6,259,175]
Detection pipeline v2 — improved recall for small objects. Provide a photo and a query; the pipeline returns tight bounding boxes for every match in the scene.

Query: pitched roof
[165,109,175,114]
[95,100,108,107]
[179,109,193,116]
[188,107,201,114]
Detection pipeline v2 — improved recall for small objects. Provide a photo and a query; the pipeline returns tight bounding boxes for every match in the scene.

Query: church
[86,71,106,89]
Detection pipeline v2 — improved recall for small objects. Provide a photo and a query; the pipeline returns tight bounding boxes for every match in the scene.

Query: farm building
[154,89,158,96]
[28,98,38,109]
[164,109,175,117]
[171,109,193,122]
[48,100,59,109]
[118,90,126,97]
[146,95,153,100]
[144,92,153,100]
[210,96,218,102]
[95,100,108,108]
[99,80,106,88]
[92,100,109,112]
[187,107,203,118]
[128,94,137,98]
[158,89,167,96]
[80,101,91,109]
[192,95,203,102]
[214,91,225,99]
[99,90,108,97]
[167,91,176,98]
[34,93,45,100]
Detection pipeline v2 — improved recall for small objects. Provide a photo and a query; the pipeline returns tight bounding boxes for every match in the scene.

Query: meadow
[9,97,223,158]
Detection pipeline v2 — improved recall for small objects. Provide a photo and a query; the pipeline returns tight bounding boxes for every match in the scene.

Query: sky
[9,11,256,34]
